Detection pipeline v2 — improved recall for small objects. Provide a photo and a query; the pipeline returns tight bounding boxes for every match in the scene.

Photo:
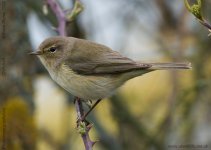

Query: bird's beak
[28,50,42,55]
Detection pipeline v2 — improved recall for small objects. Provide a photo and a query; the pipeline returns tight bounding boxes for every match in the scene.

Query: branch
[45,0,66,36]
[75,98,96,150]
[199,20,211,30]
[184,0,211,35]
[66,0,84,22]
[43,1,94,149]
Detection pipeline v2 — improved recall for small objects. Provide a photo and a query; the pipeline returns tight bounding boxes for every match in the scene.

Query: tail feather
[149,62,192,70]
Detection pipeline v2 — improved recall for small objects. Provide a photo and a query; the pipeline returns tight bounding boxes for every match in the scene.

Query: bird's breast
[48,64,122,100]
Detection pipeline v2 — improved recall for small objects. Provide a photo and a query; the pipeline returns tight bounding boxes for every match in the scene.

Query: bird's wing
[64,39,151,75]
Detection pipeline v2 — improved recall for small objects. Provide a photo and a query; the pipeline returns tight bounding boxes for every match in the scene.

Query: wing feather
[64,38,151,75]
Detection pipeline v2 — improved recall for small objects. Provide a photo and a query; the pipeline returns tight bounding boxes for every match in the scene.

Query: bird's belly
[50,68,121,100]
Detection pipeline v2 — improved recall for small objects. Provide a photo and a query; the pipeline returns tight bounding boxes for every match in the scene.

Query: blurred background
[0,0,211,149]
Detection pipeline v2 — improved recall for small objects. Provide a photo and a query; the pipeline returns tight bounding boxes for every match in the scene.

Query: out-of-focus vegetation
[0,0,211,150]
[0,98,37,149]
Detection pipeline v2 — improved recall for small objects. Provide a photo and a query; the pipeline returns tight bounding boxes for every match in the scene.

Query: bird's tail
[149,62,192,70]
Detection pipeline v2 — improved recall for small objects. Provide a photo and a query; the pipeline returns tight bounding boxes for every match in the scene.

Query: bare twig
[43,0,95,149]
[45,0,66,36]
[199,20,211,30]
[75,97,96,150]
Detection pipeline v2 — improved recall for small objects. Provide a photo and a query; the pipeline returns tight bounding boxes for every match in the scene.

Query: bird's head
[29,36,74,68]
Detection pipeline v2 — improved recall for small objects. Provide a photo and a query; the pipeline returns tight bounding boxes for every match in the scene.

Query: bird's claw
[85,100,93,108]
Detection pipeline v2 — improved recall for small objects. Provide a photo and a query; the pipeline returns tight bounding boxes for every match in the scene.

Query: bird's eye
[49,47,57,53]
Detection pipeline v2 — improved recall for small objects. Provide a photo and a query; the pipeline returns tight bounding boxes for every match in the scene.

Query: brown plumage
[30,36,191,100]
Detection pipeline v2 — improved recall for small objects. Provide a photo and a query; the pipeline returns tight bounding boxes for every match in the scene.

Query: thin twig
[44,0,95,149]
[75,98,95,150]
[199,20,211,30]
[45,0,66,36]
[184,0,211,35]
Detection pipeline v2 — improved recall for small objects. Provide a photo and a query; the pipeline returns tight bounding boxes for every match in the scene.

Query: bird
[30,36,191,102]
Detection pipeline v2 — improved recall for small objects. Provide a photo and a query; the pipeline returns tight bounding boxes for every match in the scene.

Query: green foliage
[66,0,84,22]
[77,122,87,135]
[184,0,211,34]
[184,0,203,20]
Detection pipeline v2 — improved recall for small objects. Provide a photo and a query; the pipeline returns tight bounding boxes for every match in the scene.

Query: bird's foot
[73,97,80,104]
[85,100,93,108]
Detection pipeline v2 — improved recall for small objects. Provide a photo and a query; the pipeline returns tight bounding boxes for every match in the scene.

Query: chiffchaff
[30,36,191,101]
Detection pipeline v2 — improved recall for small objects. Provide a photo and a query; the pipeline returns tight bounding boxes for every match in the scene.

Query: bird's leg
[81,99,102,122]
[73,96,79,104]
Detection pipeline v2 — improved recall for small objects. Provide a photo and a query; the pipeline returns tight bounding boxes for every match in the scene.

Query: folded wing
[64,39,151,75]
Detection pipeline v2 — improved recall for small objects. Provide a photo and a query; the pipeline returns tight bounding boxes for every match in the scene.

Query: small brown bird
[30,36,191,101]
